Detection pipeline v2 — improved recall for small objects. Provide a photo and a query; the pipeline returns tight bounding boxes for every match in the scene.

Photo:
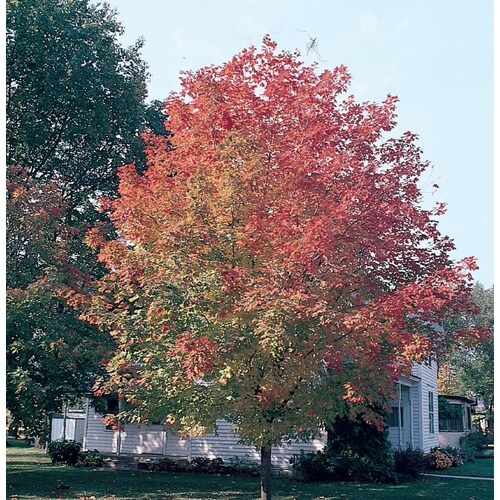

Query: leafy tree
[439,284,494,418]
[6,0,164,439]
[79,38,480,499]
[6,0,150,205]
[6,167,114,438]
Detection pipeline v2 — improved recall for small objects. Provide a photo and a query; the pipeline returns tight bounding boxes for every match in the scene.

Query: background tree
[6,0,167,439]
[6,167,114,439]
[79,38,481,499]
[439,283,494,424]
[7,0,149,204]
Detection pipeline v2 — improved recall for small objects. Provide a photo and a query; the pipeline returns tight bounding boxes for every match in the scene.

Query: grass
[6,441,494,500]
[432,458,494,478]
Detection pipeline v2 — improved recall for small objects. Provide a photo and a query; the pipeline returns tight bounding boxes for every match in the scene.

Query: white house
[55,361,439,472]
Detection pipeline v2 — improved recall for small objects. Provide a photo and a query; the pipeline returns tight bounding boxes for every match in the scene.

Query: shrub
[46,440,81,465]
[292,449,397,483]
[188,457,226,474]
[292,451,333,482]
[77,449,104,467]
[440,446,463,467]
[460,431,488,461]
[224,456,260,477]
[292,413,399,483]
[146,457,189,472]
[393,447,427,480]
[147,456,235,475]
[294,413,397,483]
[426,448,453,470]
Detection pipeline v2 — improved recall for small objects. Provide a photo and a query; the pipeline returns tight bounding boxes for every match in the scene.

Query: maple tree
[79,38,482,499]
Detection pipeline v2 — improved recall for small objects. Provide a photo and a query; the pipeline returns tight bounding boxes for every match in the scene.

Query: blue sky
[104,0,493,286]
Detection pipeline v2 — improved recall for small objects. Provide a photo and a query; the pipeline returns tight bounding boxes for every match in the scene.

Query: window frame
[428,391,435,434]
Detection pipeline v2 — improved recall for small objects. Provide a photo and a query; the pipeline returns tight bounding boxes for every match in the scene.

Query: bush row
[144,456,260,477]
[47,442,259,476]
[293,445,467,483]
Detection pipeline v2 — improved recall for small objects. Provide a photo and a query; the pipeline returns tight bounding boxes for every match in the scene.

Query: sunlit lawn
[6,441,494,499]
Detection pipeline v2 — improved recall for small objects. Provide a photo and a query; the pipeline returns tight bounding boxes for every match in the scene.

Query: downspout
[82,397,90,451]
[187,435,192,462]
[162,426,167,456]
[398,382,402,448]
[62,400,68,441]
[117,398,123,457]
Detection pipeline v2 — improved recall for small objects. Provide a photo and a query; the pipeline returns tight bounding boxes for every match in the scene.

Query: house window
[439,404,464,432]
[388,406,404,427]
[428,392,435,434]
[439,417,464,432]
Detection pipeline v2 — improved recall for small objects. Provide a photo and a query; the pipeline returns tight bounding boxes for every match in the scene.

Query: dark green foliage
[440,284,494,420]
[46,440,81,465]
[77,450,104,468]
[5,0,162,441]
[7,287,112,440]
[293,415,396,483]
[6,0,149,204]
[188,457,226,474]
[145,456,260,477]
[145,457,189,472]
[460,431,489,461]
[393,447,428,480]
[324,415,396,482]
[291,451,334,482]
[224,456,260,477]
[438,397,464,419]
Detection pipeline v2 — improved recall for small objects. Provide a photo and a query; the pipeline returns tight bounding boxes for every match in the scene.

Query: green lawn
[6,442,494,500]
[432,458,494,478]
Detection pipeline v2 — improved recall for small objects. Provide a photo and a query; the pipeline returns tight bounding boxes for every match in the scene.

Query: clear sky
[103,0,493,286]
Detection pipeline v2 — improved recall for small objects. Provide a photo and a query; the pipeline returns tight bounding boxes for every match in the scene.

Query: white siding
[165,432,189,458]
[84,406,118,453]
[83,410,324,470]
[411,381,422,449]
[51,417,85,443]
[190,420,325,471]
[387,382,416,450]
[418,361,439,452]
[83,406,191,457]
[120,425,165,455]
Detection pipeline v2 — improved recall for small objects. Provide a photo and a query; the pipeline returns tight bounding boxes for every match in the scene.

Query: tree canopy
[6,0,152,204]
[77,38,483,499]
[439,283,494,413]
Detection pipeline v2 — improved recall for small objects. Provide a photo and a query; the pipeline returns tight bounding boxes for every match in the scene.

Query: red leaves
[168,332,217,381]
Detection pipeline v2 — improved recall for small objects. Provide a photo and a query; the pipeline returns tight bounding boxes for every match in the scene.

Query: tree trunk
[260,444,272,500]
